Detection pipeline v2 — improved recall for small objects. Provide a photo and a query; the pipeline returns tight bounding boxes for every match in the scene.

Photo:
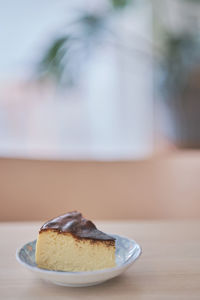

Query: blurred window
[0,0,153,160]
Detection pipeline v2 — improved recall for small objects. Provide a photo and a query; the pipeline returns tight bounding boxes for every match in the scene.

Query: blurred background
[0,0,200,221]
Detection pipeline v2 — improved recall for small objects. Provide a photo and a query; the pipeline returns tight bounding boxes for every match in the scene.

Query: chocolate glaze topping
[40,211,115,242]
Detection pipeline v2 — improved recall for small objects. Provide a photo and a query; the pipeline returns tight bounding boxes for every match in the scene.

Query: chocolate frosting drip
[40,211,115,241]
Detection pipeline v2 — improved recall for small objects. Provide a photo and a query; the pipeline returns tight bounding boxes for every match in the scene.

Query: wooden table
[0,221,200,299]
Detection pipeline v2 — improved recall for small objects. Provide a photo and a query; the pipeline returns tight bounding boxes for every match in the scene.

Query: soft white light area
[0,1,153,160]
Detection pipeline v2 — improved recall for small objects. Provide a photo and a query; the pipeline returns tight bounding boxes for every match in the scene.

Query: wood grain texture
[0,221,200,299]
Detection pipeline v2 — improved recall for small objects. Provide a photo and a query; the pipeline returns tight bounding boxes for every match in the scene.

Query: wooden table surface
[0,221,200,300]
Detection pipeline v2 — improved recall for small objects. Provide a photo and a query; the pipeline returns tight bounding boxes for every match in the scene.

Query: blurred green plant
[111,0,133,9]
[37,0,134,87]
[153,0,200,98]
[154,0,200,148]
[159,33,200,99]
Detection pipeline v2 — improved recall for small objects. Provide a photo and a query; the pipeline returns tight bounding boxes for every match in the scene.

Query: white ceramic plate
[16,234,142,287]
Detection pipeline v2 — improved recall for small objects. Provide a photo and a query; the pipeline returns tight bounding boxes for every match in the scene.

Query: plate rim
[16,234,142,276]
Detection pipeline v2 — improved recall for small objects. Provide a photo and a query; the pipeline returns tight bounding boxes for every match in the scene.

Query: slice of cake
[35,211,116,271]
